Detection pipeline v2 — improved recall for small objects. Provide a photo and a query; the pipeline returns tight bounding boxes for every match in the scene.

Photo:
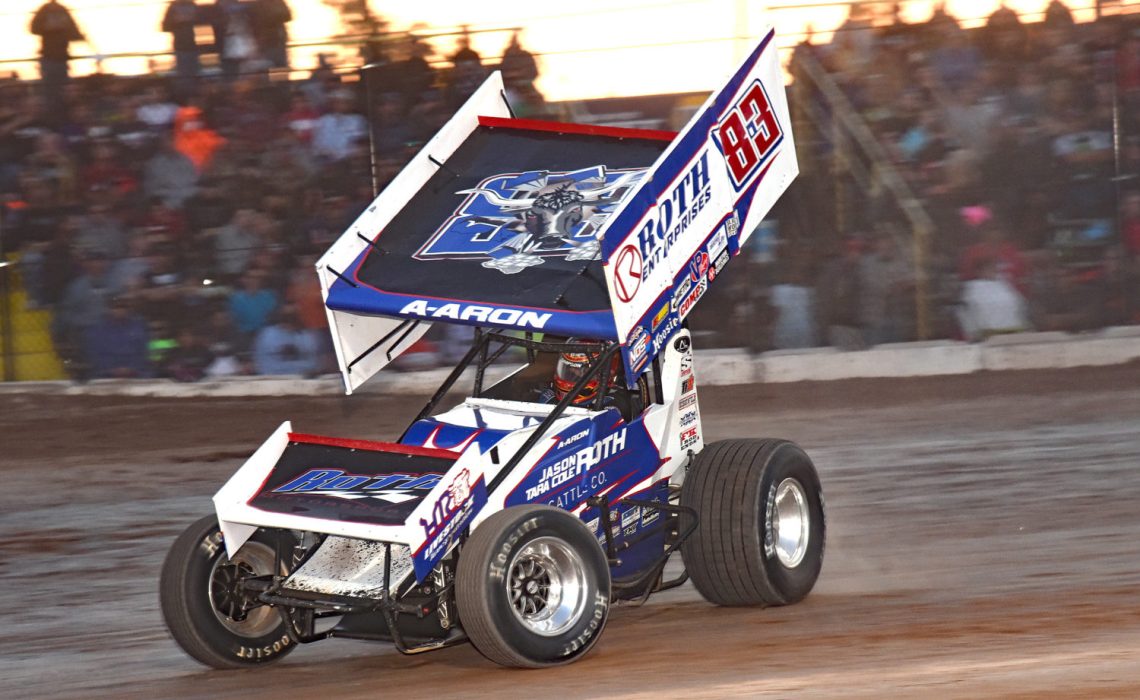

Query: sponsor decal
[670,276,692,312]
[273,469,442,503]
[680,393,697,410]
[679,354,693,376]
[621,506,641,531]
[677,276,708,320]
[524,428,628,502]
[708,249,730,282]
[681,376,695,393]
[633,152,713,283]
[640,508,660,527]
[417,166,647,275]
[613,244,643,303]
[689,251,710,283]
[708,227,729,259]
[559,427,590,447]
[650,303,670,332]
[681,427,700,449]
[674,336,691,353]
[679,410,698,428]
[711,79,784,190]
[416,470,487,579]
[628,326,650,371]
[399,300,550,329]
[651,315,680,355]
[421,469,471,540]
[726,211,740,238]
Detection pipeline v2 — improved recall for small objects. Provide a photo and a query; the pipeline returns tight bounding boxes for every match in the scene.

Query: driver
[536,340,633,415]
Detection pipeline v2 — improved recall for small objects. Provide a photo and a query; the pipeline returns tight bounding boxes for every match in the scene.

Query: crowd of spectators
[1,1,543,380]
[5,1,1140,382]
[759,1,1140,350]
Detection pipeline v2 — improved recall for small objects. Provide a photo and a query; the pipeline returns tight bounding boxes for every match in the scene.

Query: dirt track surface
[4,365,1140,699]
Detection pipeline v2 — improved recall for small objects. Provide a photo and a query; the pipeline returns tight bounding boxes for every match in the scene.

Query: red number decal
[718,112,757,184]
[716,82,782,186]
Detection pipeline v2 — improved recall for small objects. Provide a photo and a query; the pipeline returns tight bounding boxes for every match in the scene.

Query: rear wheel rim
[773,478,810,568]
[505,536,588,637]
[207,540,280,637]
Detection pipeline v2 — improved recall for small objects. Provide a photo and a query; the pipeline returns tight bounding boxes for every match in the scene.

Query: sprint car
[160,29,824,669]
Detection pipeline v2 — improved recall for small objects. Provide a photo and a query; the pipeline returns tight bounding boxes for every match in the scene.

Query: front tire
[681,439,825,606]
[456,505,611,667]
[159,515,297,669]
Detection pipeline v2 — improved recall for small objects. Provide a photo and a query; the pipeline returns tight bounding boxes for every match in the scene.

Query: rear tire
[680,439,825,606]
[160,515,297,669]
[456,505,610,667]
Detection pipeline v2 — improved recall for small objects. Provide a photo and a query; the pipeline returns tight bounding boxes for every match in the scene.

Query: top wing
[317,31,796,394]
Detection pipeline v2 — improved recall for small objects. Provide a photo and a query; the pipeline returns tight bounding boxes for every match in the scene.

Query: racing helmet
[553,340,606,405]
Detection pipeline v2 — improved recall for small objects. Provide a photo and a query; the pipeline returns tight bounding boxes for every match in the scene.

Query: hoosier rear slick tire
[456,505,611,667]
[680,439,825,606]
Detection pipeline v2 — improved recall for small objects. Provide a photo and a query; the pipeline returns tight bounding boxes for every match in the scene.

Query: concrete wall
[2,328,1138,397]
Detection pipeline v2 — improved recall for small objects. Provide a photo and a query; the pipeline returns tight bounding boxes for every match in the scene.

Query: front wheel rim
[505,536,588,637]
[773,478,811,568]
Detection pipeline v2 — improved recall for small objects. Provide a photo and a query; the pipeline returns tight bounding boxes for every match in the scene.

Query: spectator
[83,140,139,197]
[860,234,913,344]
[447,26,486,108]
[500,31,544,117]
[162,0,201,92]
[134,243,188,330]
[24,131,77,202]
[144,136,199,208]
[214,0,256,79]
[20,208,78,308]
[285,255,325,332]
[958,257,1031,340]
[228,268,278,341]
[110,229,151,291]
[931,21,981,93]
[162,325,213,381]
[75,200,127,260]
[202,307,247,377]
[500,30,538,89]
[282,92,319,144]
[253,305,319,375]
[214,207,259,279]
[816,235,866,350]
[84,297,151,378]
[250,0,292,69]
[959,215,1030,293]
[311,89,367,162]
[173,105,225,173]
[29,0,84,111]
[770,262,818,350]
[393,36,436,111]
[53,251,124,373]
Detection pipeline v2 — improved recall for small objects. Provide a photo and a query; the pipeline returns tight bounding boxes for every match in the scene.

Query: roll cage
[404,330,660,495]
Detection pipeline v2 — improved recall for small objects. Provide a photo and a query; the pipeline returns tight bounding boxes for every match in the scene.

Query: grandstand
[1,0,1137,381]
